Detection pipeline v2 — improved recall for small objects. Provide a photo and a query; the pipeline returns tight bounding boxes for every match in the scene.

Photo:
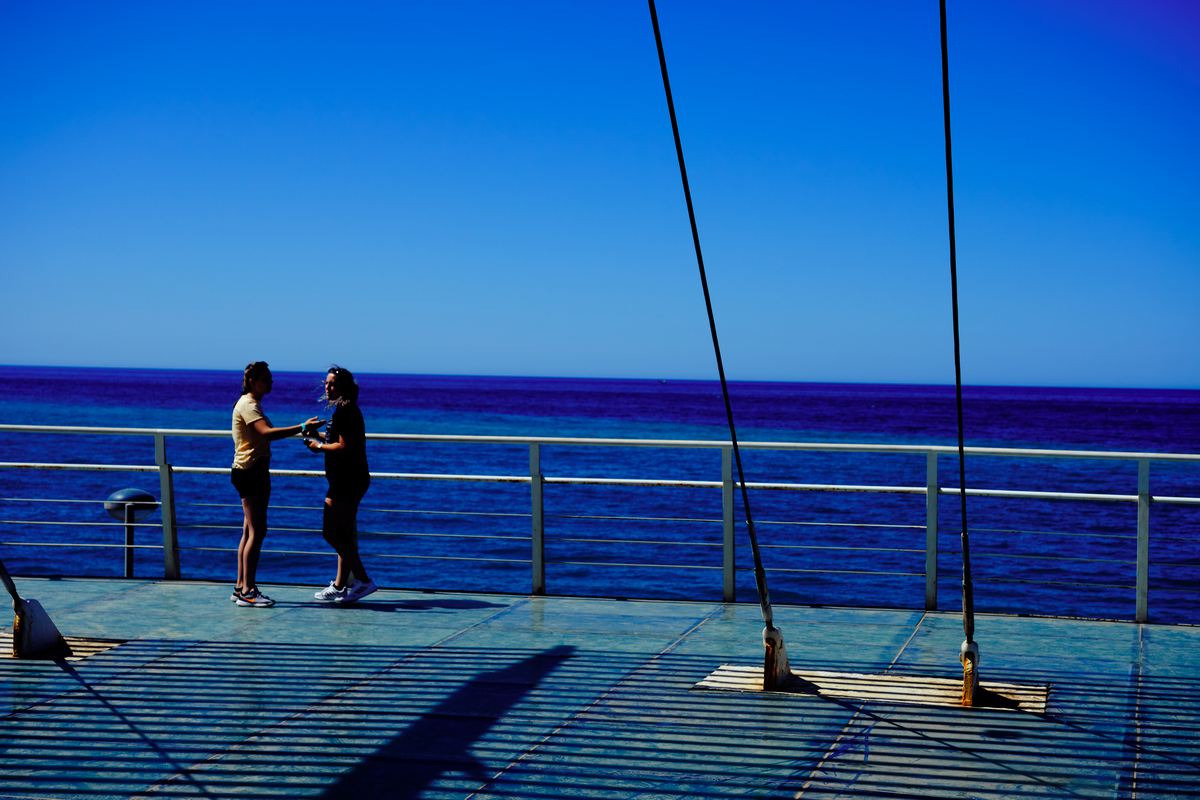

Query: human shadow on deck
[318,643,575,799]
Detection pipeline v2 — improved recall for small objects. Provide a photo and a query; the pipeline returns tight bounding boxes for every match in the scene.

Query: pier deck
[2,577,1198,798]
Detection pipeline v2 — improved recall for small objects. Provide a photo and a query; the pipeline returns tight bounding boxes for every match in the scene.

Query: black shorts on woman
[327,474,370,504]
[324,403,369,504]
[231,457,271,499]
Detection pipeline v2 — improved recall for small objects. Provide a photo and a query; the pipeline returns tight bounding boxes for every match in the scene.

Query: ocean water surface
[1,366,1197,623]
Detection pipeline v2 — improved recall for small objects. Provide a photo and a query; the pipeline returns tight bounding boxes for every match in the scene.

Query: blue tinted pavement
[1,578,1198,799]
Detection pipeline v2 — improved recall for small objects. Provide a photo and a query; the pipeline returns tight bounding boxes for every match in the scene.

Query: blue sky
[2,1,1197,387]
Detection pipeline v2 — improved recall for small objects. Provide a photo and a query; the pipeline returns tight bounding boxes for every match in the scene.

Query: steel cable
[647,0,775,628]
[939,0,975,646]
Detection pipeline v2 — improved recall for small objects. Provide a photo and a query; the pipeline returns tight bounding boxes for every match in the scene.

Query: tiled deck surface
[1,578,1198,799]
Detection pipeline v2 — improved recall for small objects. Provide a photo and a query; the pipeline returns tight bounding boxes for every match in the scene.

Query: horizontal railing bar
[184,502,320,511]
[0,498,946,533]
[0,462,534,483]
[360,530,531,542]
[967,577,1135,589]
[546,560,719,571]
[1148,585,1200,593]
[1,520,157,528]
[552,537,719,547]
[169,503,931,531]
[178,546,530,565]
[759,544,924,553]
[362,553,530,564]
[551,516,926,531]
[546,477,929,494]
[757,520,924,530]
[1,520,921,553]
[549,514,720,524]
[178,524,318,533]
[0,425,232,438]
[1,497,134,505]
[363,507,531,519]
[0,462,160,473]
[942,486,1137,502]
[756,482,925,494]
[0,541,163,550]
[176,466,534,483]
[970,526,1136,540]
[759,567,924,577]
[1152,496,1200,506]
[546,476,720,489]
[349,470,529,484]
[176,502,532,519]
[5,461,1197,506]
[6,423,1198,463]
[544,514,919,529]
[941,552,1135,565]
[373,435,1200,462]
[175,525,533,543]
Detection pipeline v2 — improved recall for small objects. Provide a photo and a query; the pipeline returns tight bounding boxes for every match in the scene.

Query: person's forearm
[315,434,347,452]
[265,424,304,442]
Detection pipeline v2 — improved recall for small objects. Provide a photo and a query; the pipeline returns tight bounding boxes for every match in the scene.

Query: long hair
[242,361,269,395]
[326,365,360,406]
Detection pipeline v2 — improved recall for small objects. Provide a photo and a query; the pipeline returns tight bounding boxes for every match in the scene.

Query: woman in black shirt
[305,366,376,603]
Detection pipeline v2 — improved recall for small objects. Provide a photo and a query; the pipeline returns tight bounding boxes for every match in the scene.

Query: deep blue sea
[1,366,1197,623]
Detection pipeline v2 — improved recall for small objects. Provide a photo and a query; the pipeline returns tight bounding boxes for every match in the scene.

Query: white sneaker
[314,582,348,602]
[337,579,378,604]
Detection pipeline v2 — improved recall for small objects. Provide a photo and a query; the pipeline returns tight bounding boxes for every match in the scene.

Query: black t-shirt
[325,403,369,480]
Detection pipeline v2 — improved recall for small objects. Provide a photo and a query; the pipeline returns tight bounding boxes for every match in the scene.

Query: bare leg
[236,520,250,592]
[238,495,269,591]
[323,496,369,585]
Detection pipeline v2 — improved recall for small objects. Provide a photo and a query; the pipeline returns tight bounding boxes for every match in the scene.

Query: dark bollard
[105,489,158,579]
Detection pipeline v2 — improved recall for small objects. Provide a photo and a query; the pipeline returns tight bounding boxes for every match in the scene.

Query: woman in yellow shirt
[231,361,323,607]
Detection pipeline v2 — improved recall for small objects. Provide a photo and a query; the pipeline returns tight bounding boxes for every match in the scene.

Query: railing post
[926,452,938,610]
[722,446,735,602]
[124,503,135,578]
[530,443,545,596]
[155,434,181,580]
[1136,458,1149,623]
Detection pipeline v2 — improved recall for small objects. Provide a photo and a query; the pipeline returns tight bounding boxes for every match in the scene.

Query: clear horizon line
[1,362,1197,392]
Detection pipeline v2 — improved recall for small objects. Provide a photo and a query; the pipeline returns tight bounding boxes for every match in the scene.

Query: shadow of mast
[319,644,576,799]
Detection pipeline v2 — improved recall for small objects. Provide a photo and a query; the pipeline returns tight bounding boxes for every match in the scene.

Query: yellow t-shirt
[232,394,271,469]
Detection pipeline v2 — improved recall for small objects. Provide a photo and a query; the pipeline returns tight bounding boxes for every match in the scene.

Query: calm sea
[1,366,1197,622]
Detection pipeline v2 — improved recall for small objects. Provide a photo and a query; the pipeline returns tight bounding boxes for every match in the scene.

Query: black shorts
[327,474,370,505]
[231,457,271,499]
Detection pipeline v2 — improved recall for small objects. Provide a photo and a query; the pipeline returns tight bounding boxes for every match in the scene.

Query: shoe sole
[235,597,275,607]
[337,584,378,604]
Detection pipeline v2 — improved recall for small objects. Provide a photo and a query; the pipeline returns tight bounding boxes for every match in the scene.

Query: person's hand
[305,417,326,430]
[305,438,322,454]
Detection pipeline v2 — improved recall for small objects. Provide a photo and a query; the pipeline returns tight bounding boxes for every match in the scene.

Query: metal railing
[1,424,1198,621]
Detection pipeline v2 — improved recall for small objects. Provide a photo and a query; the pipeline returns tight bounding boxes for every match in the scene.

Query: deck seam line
[462,602,727,800]
[885,610,928,674]
[794,610,928,796]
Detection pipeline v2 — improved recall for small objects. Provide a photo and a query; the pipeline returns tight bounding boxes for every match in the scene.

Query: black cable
[940,0,974,644]
[647,0,774,628]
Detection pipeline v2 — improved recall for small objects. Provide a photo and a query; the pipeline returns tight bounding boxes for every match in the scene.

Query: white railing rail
[1,424,1198,620]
